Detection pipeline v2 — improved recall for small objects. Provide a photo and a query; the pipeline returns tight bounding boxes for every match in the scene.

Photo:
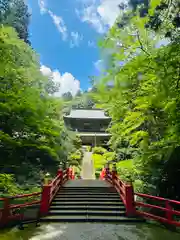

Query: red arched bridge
[1,166,180,228]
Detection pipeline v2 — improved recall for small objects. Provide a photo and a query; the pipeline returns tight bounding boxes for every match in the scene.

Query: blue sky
[27,0,120,96]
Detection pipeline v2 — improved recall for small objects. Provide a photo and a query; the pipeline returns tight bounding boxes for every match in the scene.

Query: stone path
[81,152,95,179]
[4,222,178,240]
[64,179,111,187]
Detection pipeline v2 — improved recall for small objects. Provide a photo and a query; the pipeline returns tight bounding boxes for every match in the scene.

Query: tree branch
[136,31,150,56]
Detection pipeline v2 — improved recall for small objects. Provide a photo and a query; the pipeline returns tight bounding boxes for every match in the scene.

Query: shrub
[92,147,107,155]
[95,171,100,179]
[116,160,134,182]
[68,149,83,166]
[0,174,41,201]
[0,174,19,197]
[104,152,116,162]
[86,146,91,152]
[92,154,107,170]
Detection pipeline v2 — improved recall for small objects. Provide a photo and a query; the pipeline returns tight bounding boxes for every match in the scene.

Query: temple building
[63,108,111,147]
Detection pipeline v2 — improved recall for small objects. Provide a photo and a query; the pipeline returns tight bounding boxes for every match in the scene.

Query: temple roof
[64,109,111,119]
[77,132,111,136]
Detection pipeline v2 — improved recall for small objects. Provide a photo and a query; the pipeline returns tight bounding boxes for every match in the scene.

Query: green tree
[93,0,180,199]
[62,92,73,101]
[71,92,95,109]
[0,0,31,43]
[117,0,180,41]
[0,0,9,22]
[0,26,72,187]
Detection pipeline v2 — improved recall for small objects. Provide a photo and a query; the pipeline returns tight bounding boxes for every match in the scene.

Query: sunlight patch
[30,224,65,240]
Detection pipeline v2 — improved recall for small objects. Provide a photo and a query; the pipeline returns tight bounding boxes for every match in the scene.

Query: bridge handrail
[134,192,180,227]
[100,167,135,216]
[40,168,73,216]
[0,192,41,201]
[100,165,180,227]
[135,192,180,205]
[0,191,41,226]
[0,167,72,227]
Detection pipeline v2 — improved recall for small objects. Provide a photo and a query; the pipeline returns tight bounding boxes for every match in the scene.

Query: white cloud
[40,65,52,76]
[97,0,121,27]
[38,0,47,14]
[156,38,170,48]
[40,65,80,96]
[48,11,68,40]
[38,1,86,47]
[76,0,123,33]
[88,40,96,48]
[94,59,104,71]
[38,1,68,40]
[70,32,83,48]
[76,6,106,33]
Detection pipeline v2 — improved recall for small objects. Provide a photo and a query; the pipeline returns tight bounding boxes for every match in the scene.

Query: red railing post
[57,169,62,176]
[2,198,11,225]
[66,167,70,180]
[100,168,105,180]
[105,163,110,180]
[40,184,51,216]
[57,168,63,186]
[69,167,73,179]
[112,163,117,186]
[125,183,136,216]
[166,200,173,222]
[72,167,75,180]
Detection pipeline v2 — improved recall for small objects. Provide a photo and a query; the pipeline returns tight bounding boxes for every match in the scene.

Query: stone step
[48,209,126,216]
[51,201,124,206]
[40,215,144,223]
[61,186,115,188]
[58,188,117,191]
[58,191,117,195]
[59,189,117,193]
[50,205,126,210]
[54,195,120,200]
[56,192,119,196]
[60,186,116,189]
[53,197,122,202]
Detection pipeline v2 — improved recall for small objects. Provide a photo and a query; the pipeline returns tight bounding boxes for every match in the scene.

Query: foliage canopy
[93,0,180,199]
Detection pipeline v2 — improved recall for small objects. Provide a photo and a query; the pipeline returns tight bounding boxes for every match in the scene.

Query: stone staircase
[41,180,143,223]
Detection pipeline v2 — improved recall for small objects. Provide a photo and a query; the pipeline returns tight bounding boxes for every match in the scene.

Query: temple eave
[76,132,111,137]
[63,116,111,120]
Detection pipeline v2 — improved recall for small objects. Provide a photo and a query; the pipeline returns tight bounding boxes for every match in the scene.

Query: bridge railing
[100,164,135,216]
[0,167,74,227]
[0,192,41,226]
[40,167,74,215]
[100,164,180,226]
[135,193,180,227]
